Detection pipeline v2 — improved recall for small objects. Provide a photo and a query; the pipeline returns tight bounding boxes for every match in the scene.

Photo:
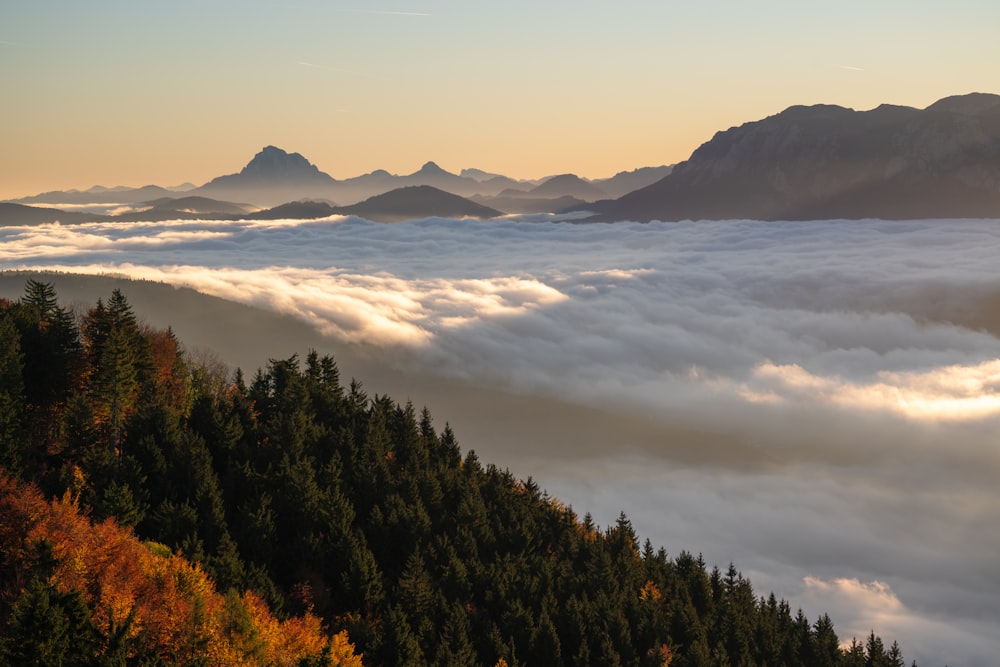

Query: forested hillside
[0,279,914,666]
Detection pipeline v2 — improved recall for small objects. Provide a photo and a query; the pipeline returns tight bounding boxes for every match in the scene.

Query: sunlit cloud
[12,260,567,348]
[797,576,998,664]
[838,64,866,71]
[738,359,1000,421]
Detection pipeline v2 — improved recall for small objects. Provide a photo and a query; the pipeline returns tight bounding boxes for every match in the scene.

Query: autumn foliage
[0,473,362,666]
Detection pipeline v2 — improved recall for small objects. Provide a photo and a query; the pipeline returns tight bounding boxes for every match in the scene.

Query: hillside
[248,200,340,220]
[0,278,915,666]
[0,202,92,226]
[590,92,1000,221]
[337,185,503,221]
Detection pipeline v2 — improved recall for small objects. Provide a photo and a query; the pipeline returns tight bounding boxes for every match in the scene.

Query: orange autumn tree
[0,474,363,666]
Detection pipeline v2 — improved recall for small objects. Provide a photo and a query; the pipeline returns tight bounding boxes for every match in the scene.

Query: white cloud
[738,358,1000,420]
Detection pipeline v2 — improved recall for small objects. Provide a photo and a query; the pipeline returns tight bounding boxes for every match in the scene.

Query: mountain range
[194,151,666,208]
[4,92,999,223]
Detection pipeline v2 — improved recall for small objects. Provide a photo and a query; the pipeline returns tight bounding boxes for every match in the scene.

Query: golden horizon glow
[2,1,998,200]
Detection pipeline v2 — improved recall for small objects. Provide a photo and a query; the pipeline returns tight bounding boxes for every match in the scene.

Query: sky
[2,0,999,199]
[3,214,1000,665]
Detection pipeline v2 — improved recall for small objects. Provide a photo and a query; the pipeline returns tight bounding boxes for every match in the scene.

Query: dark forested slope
[0,280,913,666]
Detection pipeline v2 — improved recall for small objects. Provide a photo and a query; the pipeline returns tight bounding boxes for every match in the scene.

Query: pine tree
[0,312,25,471]
[810,613,840,667]
[22,278,59,317]
[15,281,82,459]
[95,324,139,454]
[3,578,99,666]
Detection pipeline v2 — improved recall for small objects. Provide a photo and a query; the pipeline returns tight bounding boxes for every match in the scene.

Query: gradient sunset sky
[2,0,998,200]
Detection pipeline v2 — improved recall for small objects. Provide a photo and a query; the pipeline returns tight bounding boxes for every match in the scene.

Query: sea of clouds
[3,214,1000,665]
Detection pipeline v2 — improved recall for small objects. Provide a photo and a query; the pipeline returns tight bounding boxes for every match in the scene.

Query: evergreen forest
[0,279,917,666]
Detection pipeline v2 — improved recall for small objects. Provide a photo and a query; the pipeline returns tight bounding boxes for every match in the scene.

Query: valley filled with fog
[3,214,999,666]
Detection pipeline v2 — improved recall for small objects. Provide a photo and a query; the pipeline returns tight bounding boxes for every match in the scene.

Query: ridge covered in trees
[0,279,915,666]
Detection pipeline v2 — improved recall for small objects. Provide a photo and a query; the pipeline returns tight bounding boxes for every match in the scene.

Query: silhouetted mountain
[247,200,340,220]
[397,161,487,196]
[590,92,1000,221]
[10,184,179,206]
[337,185,503,222]
[471,193,588,214]
[331,169,401,205]
[0,203,92,226]
[529,174,608,201]
[189,155,517,207]
[594,165,673,198]
[193,146,340,206]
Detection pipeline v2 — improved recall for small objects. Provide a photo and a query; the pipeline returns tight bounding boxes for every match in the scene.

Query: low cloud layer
[4,214,1000,665]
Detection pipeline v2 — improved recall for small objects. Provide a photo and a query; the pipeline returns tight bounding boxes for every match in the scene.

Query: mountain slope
[0,279,915,667]
[337,185,503,221]
[590,92,1000,221]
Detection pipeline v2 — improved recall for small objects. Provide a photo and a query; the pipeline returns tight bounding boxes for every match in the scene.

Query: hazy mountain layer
[5,146,666,211]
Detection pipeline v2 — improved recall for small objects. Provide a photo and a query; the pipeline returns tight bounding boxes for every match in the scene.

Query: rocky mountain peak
[239,146,323,179]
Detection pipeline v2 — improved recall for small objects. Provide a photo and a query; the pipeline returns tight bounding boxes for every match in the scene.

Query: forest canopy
[0,279,913,666]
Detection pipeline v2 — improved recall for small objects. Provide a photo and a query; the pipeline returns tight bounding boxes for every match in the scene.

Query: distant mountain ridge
[193,150,532,206]
[588,92,1000,221]
[11,184,185,206]
[6,146,669,212]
